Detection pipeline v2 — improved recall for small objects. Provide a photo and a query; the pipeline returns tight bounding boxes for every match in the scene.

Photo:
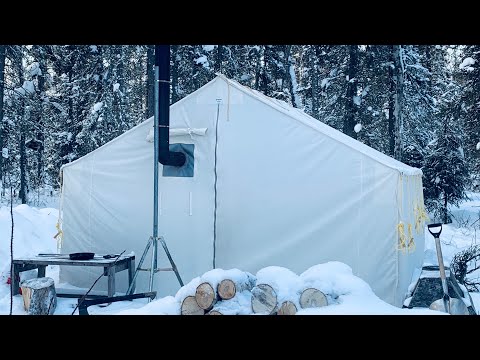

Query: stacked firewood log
[178,267,329,315]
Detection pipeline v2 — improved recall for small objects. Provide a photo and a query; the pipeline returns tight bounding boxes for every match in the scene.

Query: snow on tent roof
[214,74,422,176]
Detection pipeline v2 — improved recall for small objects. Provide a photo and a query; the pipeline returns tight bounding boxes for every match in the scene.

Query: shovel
[427,223,469,315]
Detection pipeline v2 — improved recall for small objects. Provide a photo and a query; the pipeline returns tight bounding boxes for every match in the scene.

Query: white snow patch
[353,95,361,106]
[22,81,35,95]
[320,78,330,89]
[92,102,103,114]
[202,45,216,52]
[476,142,480,151]
[354,123,362,133]
[367,106,372,111]
[113,83,120,92]
[28,62,42,77]
[195,55,209,68]
[90,45,98,53]
[2,148,8,159]
[459,57,475,71]
[256,266,302,307]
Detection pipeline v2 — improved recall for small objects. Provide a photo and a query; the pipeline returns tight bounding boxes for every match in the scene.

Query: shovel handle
[428,223,442,238]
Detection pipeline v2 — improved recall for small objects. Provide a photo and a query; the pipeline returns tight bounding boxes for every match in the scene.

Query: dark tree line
[0,45,477,220]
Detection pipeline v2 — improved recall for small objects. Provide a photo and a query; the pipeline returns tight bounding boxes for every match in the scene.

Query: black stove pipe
[155,45,186,167]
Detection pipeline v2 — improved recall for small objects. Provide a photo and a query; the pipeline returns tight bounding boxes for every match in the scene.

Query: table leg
[12,264,20,296]
[107,266,115,298]
[128,258,136,294]
[37,265,46,278]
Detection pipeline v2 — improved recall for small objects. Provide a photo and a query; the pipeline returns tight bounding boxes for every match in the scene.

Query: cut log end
[299,288,328,309]
[217,279,236,300]
[195,282,216,310]
[181,295,205,315]
[206,310,223,315]
[277,301,297,315]
[251,283,277,314]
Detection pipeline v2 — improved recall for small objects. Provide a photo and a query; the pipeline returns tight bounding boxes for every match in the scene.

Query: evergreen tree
[423,102,469,223]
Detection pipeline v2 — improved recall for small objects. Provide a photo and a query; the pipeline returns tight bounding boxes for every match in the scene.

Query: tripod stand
[126,235,183,295]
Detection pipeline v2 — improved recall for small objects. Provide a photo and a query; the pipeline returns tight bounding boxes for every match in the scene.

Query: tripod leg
[149,236,158,293]
[159,237,184,286]
[127,237,153,295]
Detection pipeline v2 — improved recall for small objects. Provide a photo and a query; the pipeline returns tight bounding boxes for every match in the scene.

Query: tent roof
[214,74,422,176]
[62,74,421,177]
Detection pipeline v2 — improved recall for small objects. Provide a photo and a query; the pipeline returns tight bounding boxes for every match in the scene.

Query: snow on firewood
[255,266,303,310]
[207,290,253,315]
[299,261,379,313]
[174,276,202,303]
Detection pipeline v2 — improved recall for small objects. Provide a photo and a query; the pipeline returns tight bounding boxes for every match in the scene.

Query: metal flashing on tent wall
[162,143,195,177]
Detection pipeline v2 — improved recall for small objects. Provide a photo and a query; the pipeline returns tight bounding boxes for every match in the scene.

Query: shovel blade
[429,298,470,315]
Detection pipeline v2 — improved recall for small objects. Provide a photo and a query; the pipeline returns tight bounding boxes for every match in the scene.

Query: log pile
[178,267,331,315]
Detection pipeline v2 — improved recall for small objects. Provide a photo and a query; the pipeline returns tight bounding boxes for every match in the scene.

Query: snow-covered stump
[180,295,205,315]
[195,282,217,311]
[299,288,328,309]
[20,277,57,315]
[251,284,278,314]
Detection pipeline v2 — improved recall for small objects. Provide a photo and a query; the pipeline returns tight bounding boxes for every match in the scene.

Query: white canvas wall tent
[58,74,428,306]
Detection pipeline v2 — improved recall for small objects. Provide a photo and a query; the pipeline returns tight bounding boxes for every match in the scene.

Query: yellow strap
[397,222,407,254]
[414,202,430,234]
[407,223,416,253]
[53,221,63,252]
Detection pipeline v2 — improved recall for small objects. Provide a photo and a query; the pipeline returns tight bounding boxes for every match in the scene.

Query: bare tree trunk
[393,45,404,161]
[311,46,321,120]
[171,45,179,104]
[145,45,155,119]
[17,56,27,204]
[260,46,269,95]
[443,193,449,224]
[254,46,262,91]
[215,45,223,74]
[343,45,358,139]
[286,45,301,108]
[35,47,46,195]
[388,45,395,157]
[0,45,5,187]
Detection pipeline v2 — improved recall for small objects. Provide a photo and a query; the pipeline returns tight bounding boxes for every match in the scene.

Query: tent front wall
[60,82,219,297]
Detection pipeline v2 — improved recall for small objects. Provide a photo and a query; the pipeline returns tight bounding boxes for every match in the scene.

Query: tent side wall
[213,80,415,305]
[60,80,220,297]
[395,174,426,305]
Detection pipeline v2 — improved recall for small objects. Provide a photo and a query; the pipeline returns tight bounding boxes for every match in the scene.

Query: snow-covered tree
[423,102,469,223]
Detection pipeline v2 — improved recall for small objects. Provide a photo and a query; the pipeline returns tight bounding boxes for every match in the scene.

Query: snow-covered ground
[1,193,480,315]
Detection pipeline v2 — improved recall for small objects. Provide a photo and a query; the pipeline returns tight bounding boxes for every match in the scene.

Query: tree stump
[251,283,277,314]
[299,288,328,309]
[195,282,217,311]
[180,295,205,315]
[20,277,57,315]
[277,300,297,315]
